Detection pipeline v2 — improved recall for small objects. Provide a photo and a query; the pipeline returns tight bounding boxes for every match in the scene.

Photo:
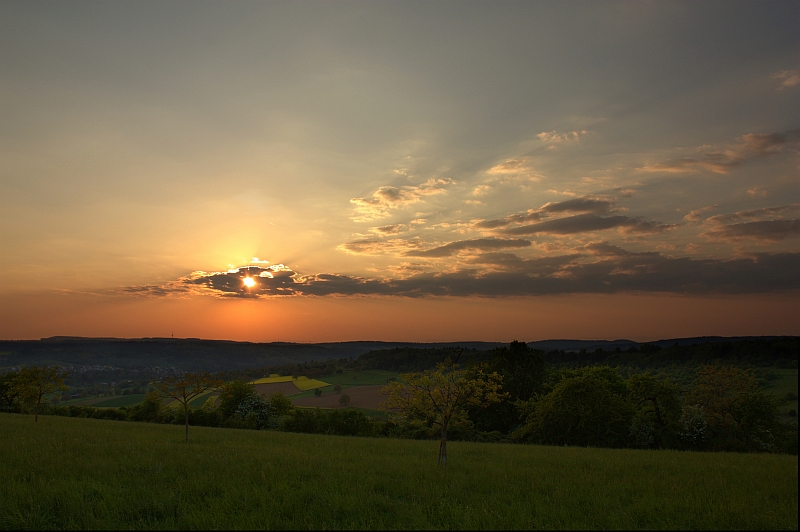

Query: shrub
[235,394,274,430]
[280,408,375,437]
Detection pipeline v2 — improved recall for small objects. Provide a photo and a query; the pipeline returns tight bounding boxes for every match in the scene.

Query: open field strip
[321,369,399,386]
[186,389,219,409]
[91,394,149,408]
[1,413,797,530]
[765,369,798,418]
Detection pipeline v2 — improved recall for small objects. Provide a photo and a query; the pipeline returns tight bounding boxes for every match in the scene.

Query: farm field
[321,369,399,386]
[91,394,148,408]
[1,413,797,530]
[293,385,386,410]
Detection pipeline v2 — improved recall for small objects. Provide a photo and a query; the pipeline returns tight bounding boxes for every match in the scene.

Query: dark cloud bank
[121,251,800,299]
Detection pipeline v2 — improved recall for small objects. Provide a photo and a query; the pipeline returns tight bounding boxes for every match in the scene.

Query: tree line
[1,340,797,459]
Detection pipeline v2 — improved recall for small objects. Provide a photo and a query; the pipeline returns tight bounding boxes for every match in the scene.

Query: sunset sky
[1,1,798,342]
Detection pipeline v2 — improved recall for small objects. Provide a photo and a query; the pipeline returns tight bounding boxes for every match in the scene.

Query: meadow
[1,413,797,530]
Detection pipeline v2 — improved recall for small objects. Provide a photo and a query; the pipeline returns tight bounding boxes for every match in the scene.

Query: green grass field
[321,369,399,386]
[0,414,796,530]
[90,394,149,408]
[764,369,799,418]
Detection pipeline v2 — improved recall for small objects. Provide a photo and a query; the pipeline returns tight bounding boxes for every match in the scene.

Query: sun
[242,277,256,288]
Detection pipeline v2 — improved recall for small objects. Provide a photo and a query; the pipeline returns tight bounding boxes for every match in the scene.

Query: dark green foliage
[686,365,783,452]
[357,346,488,372]
[128,392,162,423]
[545,337,798,370]
[467,341,546,433]
[515,366,634,448]
[627,373,682,448]
[269,390,294,417]
[0,372,20,412]
[280,407,374,436]
[235,394,274,430]
[216,380,255,420]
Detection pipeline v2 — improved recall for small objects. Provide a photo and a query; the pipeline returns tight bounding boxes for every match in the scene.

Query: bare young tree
[155,372,223,442]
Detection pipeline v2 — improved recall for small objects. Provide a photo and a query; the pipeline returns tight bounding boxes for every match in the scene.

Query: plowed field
[253,382,300,397]
[292,385,386,410]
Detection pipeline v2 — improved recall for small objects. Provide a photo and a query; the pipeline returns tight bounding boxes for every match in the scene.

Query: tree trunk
[184,404,189,443]
[438,427,447,466]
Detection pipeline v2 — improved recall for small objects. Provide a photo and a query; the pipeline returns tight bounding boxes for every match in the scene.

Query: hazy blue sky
[1,1,798,341]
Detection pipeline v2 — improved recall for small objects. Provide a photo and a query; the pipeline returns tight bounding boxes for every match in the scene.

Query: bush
[235,394,274,430]
[280,408,375,437]
[128,392,162,423]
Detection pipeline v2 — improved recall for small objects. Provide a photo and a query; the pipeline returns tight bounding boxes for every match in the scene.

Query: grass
[321,369,399,386]
[1,413,797,530]
[764,369,799,418]
[286,369,399,399]
[91,394,148,408]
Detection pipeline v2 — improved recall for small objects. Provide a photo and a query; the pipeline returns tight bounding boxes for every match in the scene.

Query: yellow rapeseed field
[250,375,330,391]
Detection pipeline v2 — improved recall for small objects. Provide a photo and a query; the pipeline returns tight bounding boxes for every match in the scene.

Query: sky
[1,1,798,342]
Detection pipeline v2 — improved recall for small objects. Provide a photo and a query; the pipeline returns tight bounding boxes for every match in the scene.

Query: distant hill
[0,337,505,372]
[0,335,792,372]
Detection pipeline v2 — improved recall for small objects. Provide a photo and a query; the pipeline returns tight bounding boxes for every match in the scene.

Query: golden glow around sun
[242,277,256,288]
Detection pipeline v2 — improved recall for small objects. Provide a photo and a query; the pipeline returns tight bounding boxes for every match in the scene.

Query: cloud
[584,242,631,256]
[337,238,422,256]
[350,178,454,221]
[403,238,532,258]
[701,204,800,242]
[486,158,536,176]
[703,219,800,242]
[747,188,767,197]
[537,197,616,216]
[119,248,800,299]
[683,205,717,222]
[773,69,800,90]
[472,196,617,231]
[639,130,800,175]
[369,224,407,235]
[472,211,540,230]
[641,155,736,174]
[501,213,672,236]
[536,130,588,143]
[475,158,544,196]
[704,204,800,225]
[386,262,430,278]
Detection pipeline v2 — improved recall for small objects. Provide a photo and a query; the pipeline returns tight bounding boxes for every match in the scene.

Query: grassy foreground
[1,414,796,530]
